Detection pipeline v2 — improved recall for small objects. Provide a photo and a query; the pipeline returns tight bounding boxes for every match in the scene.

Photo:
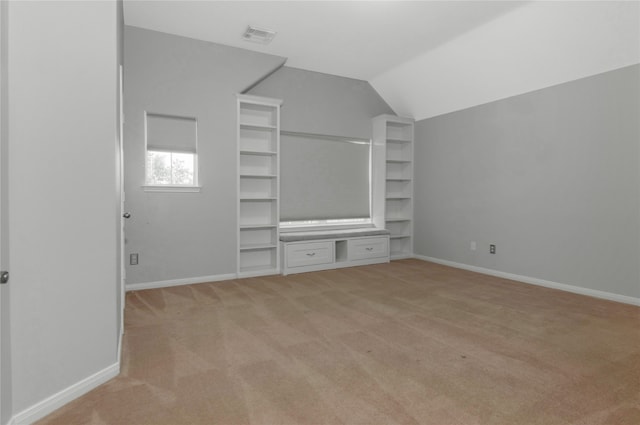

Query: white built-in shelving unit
[237,94,283,277]
[372,115,414,259]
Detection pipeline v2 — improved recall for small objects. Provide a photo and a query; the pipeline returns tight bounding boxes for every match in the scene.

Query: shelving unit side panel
[371,118,388,230]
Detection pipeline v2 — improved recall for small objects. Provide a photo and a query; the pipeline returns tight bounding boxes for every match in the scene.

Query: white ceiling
[372,1,640,120]
[124,0,523,80]
[124,0,640,121]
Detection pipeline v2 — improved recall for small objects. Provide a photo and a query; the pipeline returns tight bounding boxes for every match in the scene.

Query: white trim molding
[117,324,124,365]
[142,185,201,193]
[125,273,237,292]
[237,269,280,279]
[414,255,640,306]
[11,363,119,425]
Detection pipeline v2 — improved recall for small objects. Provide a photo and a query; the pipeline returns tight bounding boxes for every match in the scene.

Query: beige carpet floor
[37,259,640,425]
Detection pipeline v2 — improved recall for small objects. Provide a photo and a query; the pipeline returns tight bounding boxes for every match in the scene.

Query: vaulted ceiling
[124,1,640,121]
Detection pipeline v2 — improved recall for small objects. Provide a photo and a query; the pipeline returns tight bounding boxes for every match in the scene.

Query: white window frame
[142,112,201,193]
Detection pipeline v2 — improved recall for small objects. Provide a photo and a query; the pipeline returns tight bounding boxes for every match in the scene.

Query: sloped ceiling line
[241,57,288,94]
[371,1,640,121]
[124,1,640,122]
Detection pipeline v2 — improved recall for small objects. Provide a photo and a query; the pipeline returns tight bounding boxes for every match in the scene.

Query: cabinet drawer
[286,241,334,268]
[348,237,389,260]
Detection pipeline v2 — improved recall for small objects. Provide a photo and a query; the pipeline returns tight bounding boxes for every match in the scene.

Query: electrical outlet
[470,241,477,251]
[130,253,139,265]
[489,244,496,254]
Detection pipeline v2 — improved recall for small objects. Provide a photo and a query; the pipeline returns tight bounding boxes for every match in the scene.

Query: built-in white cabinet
[281,235,390,275]
[373,115,414,259]
[237,95,283,277]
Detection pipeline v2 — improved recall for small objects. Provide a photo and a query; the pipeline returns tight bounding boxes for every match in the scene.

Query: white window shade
[146,113,197,153]
[281,132,370,221]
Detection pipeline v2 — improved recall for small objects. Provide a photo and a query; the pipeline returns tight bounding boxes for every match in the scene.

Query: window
[144,113,199,189]
[280,131,372,229]
[146,150,195,185]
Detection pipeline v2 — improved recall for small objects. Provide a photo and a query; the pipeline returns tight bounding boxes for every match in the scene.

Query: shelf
[385,161,412,180]
[239,249,277,272]
[238,95,281,277]
[239,201,277,226]
[373,114,414,258]
[240,154,276,176]
[240,150,277,156]
[238,265,278,275]
[390,252,412,260]
[239,100,278,130]
[239,243,277,251]
[240,174,277,179]
[240,224,277,230]
[389,237,411,258]
[239,123,277,131]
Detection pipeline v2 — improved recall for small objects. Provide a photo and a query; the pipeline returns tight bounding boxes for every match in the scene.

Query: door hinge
[0,271,8,284]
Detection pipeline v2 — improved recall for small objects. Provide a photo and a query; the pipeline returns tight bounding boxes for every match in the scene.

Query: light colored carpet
[37,259,640,424]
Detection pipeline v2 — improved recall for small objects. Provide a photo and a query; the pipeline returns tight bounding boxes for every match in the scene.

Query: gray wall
[414,64,640,299]
[123,27,285,284]
[249,66,394,138]
[7,0,119,413]
[248,67,393,230]
[123,29,393,285]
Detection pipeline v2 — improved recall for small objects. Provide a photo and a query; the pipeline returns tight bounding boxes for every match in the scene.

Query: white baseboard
[390,253,413,261]
[117,323,124,364]
[237,268,280,279]
[11,362,120,425]
[413,255,640,306]
[125,273,237,292]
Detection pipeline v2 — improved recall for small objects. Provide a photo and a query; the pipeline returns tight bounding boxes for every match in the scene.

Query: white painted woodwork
[282,236,390,275]
[373,115,414,260]
[237,94,283,278]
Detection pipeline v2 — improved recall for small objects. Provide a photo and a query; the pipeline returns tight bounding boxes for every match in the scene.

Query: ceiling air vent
[242,25,277,45]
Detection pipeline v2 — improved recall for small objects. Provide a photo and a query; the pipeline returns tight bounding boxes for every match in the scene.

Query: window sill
[280,222,374,233]
[142,185,201,193]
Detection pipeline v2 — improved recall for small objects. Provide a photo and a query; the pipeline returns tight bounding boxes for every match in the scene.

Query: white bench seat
[280,228,390,275]
[279,228,390,242]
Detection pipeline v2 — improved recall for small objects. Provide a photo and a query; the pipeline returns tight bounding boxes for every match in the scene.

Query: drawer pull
[306,252,316,257]
[366,247,374,251]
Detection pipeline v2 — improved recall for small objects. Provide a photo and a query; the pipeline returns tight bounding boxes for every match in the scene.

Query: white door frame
[0,1,8,422]
[0,2,9,423]
[118,64,125,361]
